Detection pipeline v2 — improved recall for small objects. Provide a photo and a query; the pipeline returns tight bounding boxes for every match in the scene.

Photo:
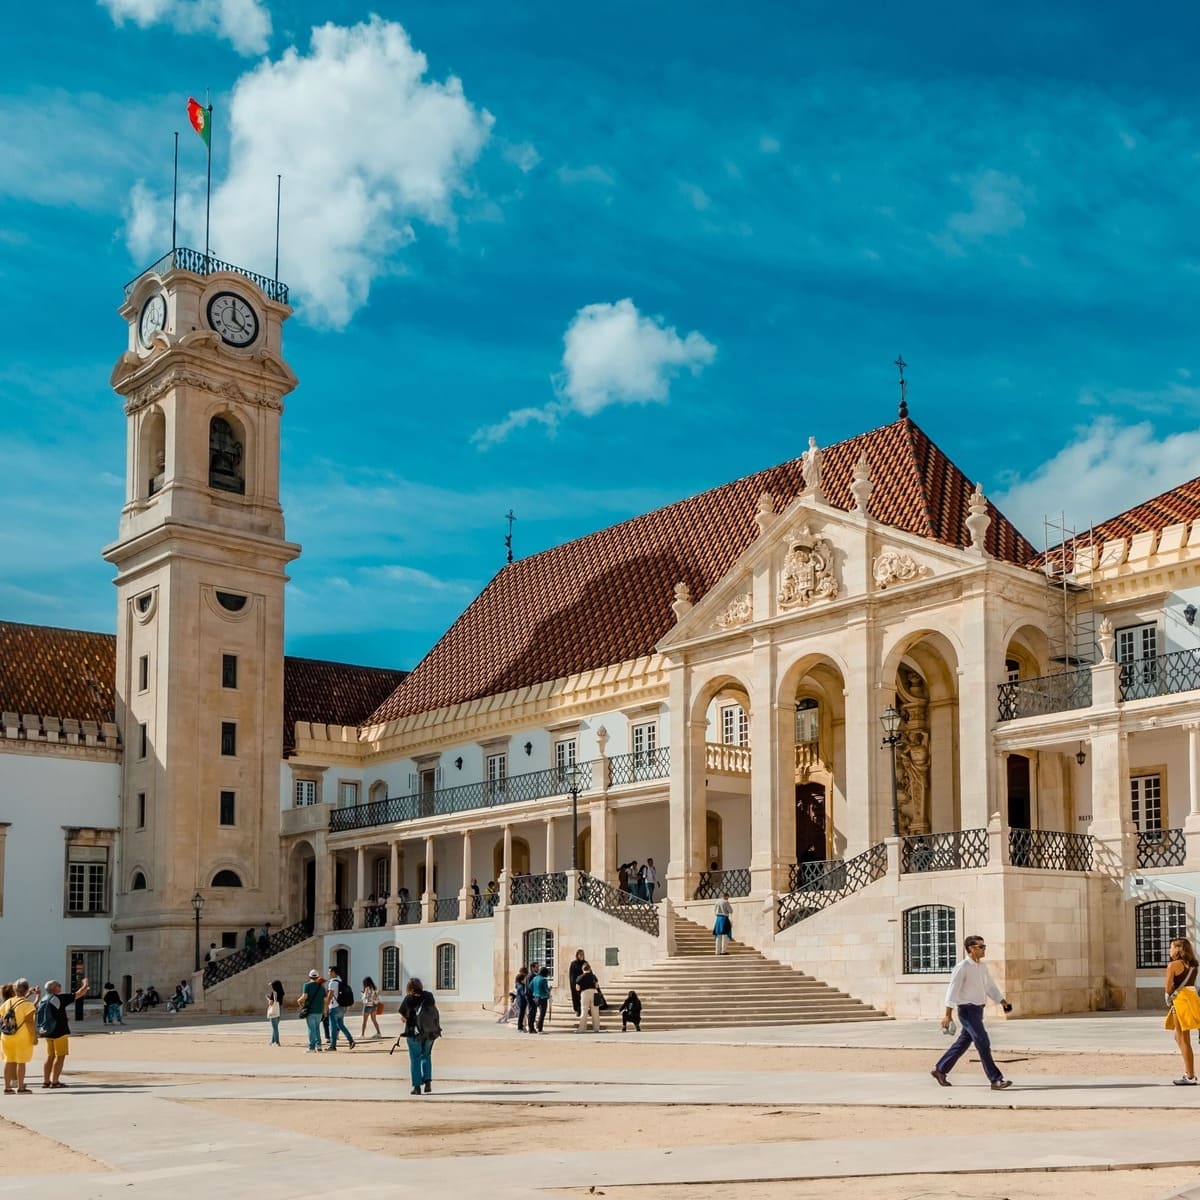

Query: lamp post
[191,891,204,972]
[879,706,902,838]
[567,762,580,872]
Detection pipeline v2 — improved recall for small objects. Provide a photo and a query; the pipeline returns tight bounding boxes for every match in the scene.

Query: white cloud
[472,299,716,448]
[937,168,1028,254]
[503,141,541,173]
[556,163,615,186]
[124,16,492,327]
[994,414,1200,538]
[99,0,272,55]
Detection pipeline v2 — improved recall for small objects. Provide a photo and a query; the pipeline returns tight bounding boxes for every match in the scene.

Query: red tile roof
[282,657,408,755]
[0,622,117,724]
[0,622,405,756]
[369,417,1036,723]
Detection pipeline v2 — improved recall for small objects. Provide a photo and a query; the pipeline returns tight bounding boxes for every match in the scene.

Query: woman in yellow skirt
[1164,937,1200,1085]
[1,978,40,1094]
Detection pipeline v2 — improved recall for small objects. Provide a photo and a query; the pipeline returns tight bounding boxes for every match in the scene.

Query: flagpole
[204,90,213,267]
[274,174,282,284]
[171,132,179,253]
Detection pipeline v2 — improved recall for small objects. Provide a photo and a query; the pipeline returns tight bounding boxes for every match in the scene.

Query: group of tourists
[501,949,642,1034]
[616,858,658,901]
[204,924,274,965]
[0,976,89,1093]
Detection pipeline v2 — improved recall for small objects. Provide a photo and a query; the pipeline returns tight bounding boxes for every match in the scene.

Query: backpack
[336,979,354,1008]
[0,1002,18,1036]
[36,997,57,1037]
[416,997,442,1041]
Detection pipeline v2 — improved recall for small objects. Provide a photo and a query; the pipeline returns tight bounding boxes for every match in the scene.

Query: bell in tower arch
[208,415,245,494]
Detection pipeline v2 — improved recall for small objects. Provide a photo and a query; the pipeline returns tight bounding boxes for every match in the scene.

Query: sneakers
[1173,1076,1198,1086]
[423,1081,431,1093]
[930,1069,951,1087]
[991,1079,1013,1090]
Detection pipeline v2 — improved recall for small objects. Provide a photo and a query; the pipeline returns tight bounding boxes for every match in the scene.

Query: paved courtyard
[3,1008,1200,1198]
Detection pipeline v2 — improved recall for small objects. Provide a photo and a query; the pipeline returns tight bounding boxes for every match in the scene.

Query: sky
[4,2,1200,669]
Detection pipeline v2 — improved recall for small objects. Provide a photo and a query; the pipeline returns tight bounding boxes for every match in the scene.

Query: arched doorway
[576,827,591,872]
[706,811,723,870]
[1007,754,1031,829]
[334,947,349,983]
[795,782,827,864]
[493,836,531,879]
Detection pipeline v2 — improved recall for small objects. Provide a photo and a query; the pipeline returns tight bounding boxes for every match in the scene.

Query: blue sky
[4,2,1200,669]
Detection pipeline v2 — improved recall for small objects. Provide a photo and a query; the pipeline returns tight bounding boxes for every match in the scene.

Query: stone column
[422,836,435,923]
[353,845,367,927]
[1089,724,1135,1010]
[666,657,706,903]
[956,589,997,830]
[545,816,557,874]
[459,830,473,922]
[498,825,513,907]
[1184,724,1200,868]
[589,797,614,882]
[748,637,779,895]
[315,842,335,934]
[840,616,874,852]
[387,840,400,925]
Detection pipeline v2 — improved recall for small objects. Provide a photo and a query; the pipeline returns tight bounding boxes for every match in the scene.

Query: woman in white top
[713,893,733,955]
[360,977,382,1039]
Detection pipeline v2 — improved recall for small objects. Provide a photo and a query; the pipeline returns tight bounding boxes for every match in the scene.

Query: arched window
[435,942,457,991]
[142,409,166,498]
[374,857,390,898]
[523,927,555,982]
[381,945,400,992]
[211,869,243,887]
[368,780,388,804]
[795,698,819,746]
[208,415,245,494]
[903,905,956,974]
[1136,900,1188,969]
[131,871,147,891]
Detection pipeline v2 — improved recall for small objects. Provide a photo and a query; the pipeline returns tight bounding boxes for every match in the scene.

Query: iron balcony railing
[331,907,355,931]
[900,828,989,874]
[997,669,1093,721]
[607,747,671,786]
[787,859,845,891]
[777,843,887,931]
[396,900,421,926]
[1008,828,1093,871]
[330,761,595,832]
[363,903,388,928]
[1120,648,1200,702]
[1136,828,1186,869]
[577,871,659,936]
[433,897,459,922]
[510,872,569,905]
[123,246,290,304]
[202,919,311,989]
[693,867,751,900]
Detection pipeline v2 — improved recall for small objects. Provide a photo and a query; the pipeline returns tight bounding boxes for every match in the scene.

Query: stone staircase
[546,914,888,1031]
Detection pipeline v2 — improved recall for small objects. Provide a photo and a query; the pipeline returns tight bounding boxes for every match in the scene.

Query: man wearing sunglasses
[931,935,1014,1091]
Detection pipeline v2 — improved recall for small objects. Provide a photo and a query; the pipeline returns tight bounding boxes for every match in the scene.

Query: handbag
[267,999,280,1019]
[375,1001,385,1015]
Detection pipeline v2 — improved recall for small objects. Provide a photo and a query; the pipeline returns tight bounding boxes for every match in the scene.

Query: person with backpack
[2,979,39,1094]
[39,976,89,1089]
[324,966,356,1050]
[398,976,440,1095]
[528,966,550,1033]
[102,983,123,1027]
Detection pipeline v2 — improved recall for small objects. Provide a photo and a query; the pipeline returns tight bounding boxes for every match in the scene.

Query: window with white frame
[794,699,819,745]
[523,927,555,981]
[435,942,457,991]
[381,945,400,992]
[294,779,317,807]
[720,703,749,746]
[1131,774,1164,833]
[486,753,507,799]
[1117,623,1158,663]
[1005,658,1021,684]
[902,905,956,974]
[67,844,110,915]
[554,737,577,771]
[338,781,360,808]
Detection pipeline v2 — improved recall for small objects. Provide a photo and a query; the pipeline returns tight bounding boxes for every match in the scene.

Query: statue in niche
[778,532,838,609]
[894,664,931,835]
[209,416,245,495]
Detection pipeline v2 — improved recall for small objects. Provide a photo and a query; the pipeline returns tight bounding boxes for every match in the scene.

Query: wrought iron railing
[997,669,1092,721]
[577,871,660,935]
[900,828,989,874]
[787,859,845,891]
[693,867,751,899]
[1120,648,1200,702]
[330,761,595,832]
[331,907,355,930]
[1137,828,1187,869]
[1008,828,1093,871]
[433,897,459,922]
[396,900,421,926]
[202,919,312,988]
[124,246,289,304]
[704,743,751,773]
[510,872,569,905]
[607,747,671,786]
[776,843,887,931]
[363,904,388,928]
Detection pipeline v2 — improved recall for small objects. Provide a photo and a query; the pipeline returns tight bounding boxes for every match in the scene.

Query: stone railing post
[987,810,1007,868]
[884,835,902,878]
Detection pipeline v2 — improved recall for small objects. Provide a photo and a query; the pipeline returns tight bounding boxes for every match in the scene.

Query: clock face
[206,291,260,347]
[139,294,167,347]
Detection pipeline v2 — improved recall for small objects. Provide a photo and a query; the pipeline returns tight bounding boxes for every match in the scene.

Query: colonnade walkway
[2,1011,1200,1199]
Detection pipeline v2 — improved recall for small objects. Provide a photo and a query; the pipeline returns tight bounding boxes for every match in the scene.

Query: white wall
[0,751,120,992]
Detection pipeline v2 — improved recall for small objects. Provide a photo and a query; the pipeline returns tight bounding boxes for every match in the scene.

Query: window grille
[381,945,399,992]
[435,943,457,991]
[1130,774,1163,834]
[523,927,555,982]
[902,905,956,974]
[1136,900,1188,969]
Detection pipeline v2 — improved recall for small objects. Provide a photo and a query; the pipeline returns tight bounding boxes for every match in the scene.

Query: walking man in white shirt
[931,934,1014,1091]
[643,858,658,901]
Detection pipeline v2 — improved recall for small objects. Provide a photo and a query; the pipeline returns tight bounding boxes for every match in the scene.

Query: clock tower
[106,254,300,987]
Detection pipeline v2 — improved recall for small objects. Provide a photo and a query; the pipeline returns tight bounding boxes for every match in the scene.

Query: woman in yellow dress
[1164,937,1200,1085]
[1,978,39,1094]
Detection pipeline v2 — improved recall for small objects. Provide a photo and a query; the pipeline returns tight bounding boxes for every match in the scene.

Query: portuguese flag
[187,97,211,147]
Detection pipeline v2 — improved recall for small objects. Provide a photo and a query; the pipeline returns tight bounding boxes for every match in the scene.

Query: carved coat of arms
[778,531,838,609]
[714,592,753,631]
[872,549,928,590]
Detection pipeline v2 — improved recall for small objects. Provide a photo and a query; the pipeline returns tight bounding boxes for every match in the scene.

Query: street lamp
[191,891,204,972]
[565,762,581,872]
[879,705,902,838]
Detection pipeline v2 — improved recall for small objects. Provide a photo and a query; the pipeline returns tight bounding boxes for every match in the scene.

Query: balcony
[1120,648,1200,702]
[705,743,751,774]
[124,245,289,304]
[1136,828,1186,869]
[997,668,1092,722]
[607,747,671,786]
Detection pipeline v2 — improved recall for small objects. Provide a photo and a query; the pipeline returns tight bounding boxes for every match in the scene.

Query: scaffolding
[1040,513,1098,669]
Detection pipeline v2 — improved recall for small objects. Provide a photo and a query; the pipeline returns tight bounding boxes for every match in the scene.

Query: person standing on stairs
[575,962,600,1033]
[713,893,733,955]
[568,949,587,1017]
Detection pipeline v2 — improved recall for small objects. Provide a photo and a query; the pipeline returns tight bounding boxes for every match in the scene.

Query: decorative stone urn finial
[671,581,693,621]
[966,482,991,555]
[755,491,776,537]
[1098,616,1115,664]
[802,436,825,502]
[851,452,873,515]
[596,725,609,756]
